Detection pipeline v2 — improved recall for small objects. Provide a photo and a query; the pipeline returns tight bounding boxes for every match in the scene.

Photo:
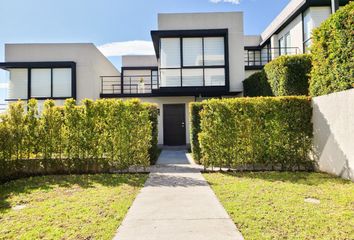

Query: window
[285,34,291,54]
[53,68,72,97]
[182,38,203,66]
[279,32,291,56]
[279,37,285,55]
[161,38,181,68]
[182,69,203,86]
[30,68,72,98]
[152,70,158,89]
[204,37,225,66]
[205,68,225,86]
[160,69,181,87]
[159,35,226,88]
[8,68,28,99]
[31,69,51,98]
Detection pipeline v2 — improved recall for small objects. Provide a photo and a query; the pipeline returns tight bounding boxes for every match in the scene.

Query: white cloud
[98,40,155,57]
[210,0,241,4]
[0,83,8,89]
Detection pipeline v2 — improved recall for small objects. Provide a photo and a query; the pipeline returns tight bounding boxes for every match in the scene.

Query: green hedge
[309,2,354,96]
[264,54,312,96]
[243,70,273,97]
[197,97,313,170]
[0,98,158,183]
[189,102,206,164]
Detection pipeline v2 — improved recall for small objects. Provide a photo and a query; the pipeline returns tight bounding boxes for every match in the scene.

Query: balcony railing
[101,75,158,95]
[244,47,300,67]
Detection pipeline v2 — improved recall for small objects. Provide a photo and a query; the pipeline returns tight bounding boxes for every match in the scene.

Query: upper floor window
[7,65,74,100]
[279,32,291,55]
[160,36,226,87]
[31,68,72,98]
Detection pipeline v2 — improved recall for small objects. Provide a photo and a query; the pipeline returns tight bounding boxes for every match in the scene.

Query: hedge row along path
[114,150,244,240]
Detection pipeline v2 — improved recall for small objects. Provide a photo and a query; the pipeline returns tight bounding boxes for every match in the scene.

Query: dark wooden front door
[163,104,186,146]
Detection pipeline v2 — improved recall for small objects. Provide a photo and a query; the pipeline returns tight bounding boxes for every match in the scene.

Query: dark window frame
[0,61,76,101]
[159,35,227,88]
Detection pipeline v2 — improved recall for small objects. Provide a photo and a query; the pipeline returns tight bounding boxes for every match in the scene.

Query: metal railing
[101,75,158,95]
[244,47,300,67]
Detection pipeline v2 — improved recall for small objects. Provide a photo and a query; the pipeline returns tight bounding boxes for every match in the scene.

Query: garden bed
[204,172,354,240]
[0,174,147,239]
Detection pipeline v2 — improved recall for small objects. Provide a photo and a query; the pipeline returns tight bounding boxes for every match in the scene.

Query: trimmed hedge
[195,97,313,170]
[243,70,273,97]
[264,54,312,96]
[310,2,354,96]
[189,102,206,164]
[0,98,158,183]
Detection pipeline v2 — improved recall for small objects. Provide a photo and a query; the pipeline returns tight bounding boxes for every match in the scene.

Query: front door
[163,104,186,146]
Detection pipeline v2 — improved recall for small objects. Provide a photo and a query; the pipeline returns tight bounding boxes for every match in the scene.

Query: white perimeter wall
[312,89,354,181]
[158,12,245,92]
[5,43,120,102]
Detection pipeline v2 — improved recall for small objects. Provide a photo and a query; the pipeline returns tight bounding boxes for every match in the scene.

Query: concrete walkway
[114,150,243,240]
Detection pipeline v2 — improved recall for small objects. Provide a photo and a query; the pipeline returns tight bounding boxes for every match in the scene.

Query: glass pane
[160,38,181,68]
[31,69,51,98]
[8,68,28,99]
[255,51,261,65]
[183,38,203,66]
[205,68,225,86]
[182,69,203,86]
[279,37,285,55]
[160,69,181,87]
[53,68,71,97]
[285,34,291,54]
[204,37,225,66]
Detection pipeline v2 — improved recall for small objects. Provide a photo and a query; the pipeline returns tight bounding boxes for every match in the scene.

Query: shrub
[0,98,157,183]
[189,102,206,164]
[144,103,159,164]
[197,97,313,171]
[309,2,354,96]
[264,54,312,96]
[243,70,273,97]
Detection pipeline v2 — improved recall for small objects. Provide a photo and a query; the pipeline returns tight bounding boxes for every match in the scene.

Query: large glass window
[160,69,181,87]
[182,69,203,86]
[160,38,181,68]
[31,69,51,98]
[183,38,203,66]
[159,35,226,88]
[204,37,225,66]
[205,68,225,86]
[53,68,72,97]
[8,68,28,99]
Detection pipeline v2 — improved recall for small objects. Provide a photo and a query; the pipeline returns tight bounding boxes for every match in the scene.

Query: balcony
[100,70,230,98]
[244,47,300,70]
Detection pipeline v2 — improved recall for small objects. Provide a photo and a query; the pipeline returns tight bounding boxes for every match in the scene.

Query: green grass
[0,174,148,240]
[204,172,354,240]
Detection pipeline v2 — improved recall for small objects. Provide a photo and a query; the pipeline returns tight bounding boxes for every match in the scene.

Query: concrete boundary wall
[312,89,354,181]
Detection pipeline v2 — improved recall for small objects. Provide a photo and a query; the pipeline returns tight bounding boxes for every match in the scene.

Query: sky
[0,0,290,104]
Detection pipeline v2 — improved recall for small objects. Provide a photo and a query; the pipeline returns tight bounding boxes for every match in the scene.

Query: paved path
[114,150,243,240]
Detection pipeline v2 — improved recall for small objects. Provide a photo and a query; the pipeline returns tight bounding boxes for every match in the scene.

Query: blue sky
[0,0,290,103]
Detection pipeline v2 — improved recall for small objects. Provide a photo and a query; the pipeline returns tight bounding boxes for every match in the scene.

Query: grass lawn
[0,174,147,240]
[204,172,354,240]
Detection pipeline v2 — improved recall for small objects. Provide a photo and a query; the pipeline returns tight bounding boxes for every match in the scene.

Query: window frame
[1,62,76,101]
[159,35,227,88]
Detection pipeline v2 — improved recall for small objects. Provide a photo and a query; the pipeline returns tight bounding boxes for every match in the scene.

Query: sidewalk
[114,150,243,240]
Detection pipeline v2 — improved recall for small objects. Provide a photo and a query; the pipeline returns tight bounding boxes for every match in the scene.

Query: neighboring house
[244,0,348,78]
[0,0,349,146]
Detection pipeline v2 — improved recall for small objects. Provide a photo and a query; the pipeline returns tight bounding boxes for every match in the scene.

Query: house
[0,0,349,146]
